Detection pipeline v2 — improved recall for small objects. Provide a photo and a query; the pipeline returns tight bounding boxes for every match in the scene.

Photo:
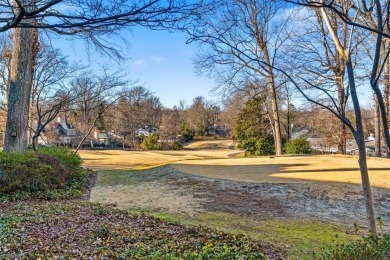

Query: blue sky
[52,25,374,110]
[126,27,220,107]
[52,27,219,109]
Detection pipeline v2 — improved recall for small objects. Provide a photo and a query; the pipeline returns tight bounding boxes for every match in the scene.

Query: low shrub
[0,147,87,200]
[140,134,183,150]
[160,141,183,150]
[140,133,159,150]
[241,135,275,156]
[39,146,86,185]
[285,137,312,154]
[39,146,83,169]
[314,233,390,259]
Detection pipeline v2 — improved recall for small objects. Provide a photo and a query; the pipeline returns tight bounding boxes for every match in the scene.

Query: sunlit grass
[172,155,390,188]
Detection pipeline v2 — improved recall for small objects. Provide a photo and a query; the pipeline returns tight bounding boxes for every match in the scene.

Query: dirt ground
[83,139,390,231]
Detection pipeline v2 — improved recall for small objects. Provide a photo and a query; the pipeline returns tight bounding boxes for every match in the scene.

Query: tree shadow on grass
[172,163,309,183]
[281,167,390,173]
[171,162,390,189]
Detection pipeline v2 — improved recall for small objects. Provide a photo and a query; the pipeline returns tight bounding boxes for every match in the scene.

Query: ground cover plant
[0,147,89,201]
[0,202,267,259]
[314,233,390,260]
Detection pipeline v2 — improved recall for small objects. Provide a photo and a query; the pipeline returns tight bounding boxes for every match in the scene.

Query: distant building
[291,126,379,154]
[93,131,122,146]
[56,117,77,144]
[135,125,158,137]
[207,125,228,136]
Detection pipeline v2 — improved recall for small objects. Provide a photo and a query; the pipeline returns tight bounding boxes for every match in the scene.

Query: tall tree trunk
[374,96,381,157]
[32,135,39,151]
[337,79,347,154]
[4,19,38,152]
[338,123,347,154]
[369,5,390,159]
[265,65,282,156]
[319,2,376,233]
[269,83,283,155]
[250,4,283,156]
[384,49,390,157]
[346,60,377,234]
[287,104,291,140]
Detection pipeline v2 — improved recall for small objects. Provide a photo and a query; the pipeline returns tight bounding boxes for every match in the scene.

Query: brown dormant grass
[172,155,390,189]
[79,140,390,189]
[78,140,242,170]
[90,181,206,214]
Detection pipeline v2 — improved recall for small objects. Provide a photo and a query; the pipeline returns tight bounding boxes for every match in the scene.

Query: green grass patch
[124,209,359,259]
[193,213,358,259]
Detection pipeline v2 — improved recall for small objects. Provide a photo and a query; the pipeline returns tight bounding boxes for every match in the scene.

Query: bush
[140,133,160,150]
[241,135,275,156]
[180,122,195,140]
[314,233,390,259]
[39,146,83,169]
[39,147,85,184]
[140,134,183,150]
[0,147,87,199]
[285,138,312,154]
[160,141,183,150]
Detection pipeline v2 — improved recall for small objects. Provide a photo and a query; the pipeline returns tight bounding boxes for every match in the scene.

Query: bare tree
[289,8,352,153]
[3,0,208,152]
[0,0,206,32]
[115,86,162,149]
[290,0,390,159]
[185,96,216,136]
[160,106,181,139]
[29,44,84,150]
[278,81,300,140]
[70,69,129,151]
[188,0,291,155]
[285,0,390,234]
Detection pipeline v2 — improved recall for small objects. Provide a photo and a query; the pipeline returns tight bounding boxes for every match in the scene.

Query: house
[291,126,379,154]
[93,131,122,146]
[207,125,228,136]
[56,117,77,144]
[135,125,158,137]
